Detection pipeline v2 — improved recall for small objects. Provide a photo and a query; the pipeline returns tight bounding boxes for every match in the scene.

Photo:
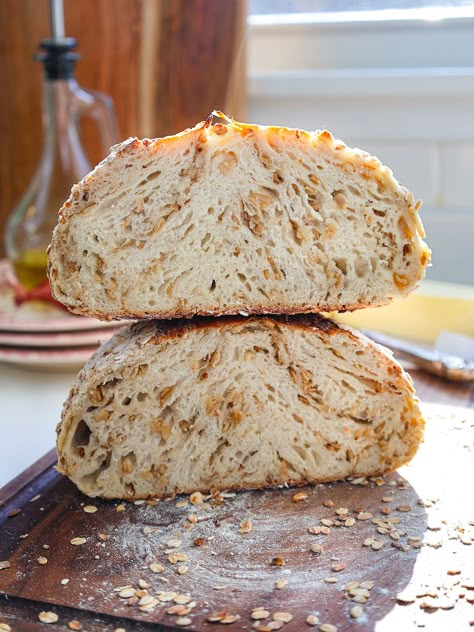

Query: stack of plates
[0,261,122,370]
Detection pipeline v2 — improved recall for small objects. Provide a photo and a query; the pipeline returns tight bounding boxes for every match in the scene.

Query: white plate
[0,259,124,333]
[0,345,99,371]
[0,327,120,348]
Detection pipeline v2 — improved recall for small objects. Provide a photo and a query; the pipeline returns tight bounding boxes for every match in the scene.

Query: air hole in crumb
[373,209,386,217]
[335,258,347,276]
[403,243,412,256]
[210,279,216,291]
[208,207,215,215]
[354,257,369,278]
[147,170,161,181]
[137,392,148,402]
[122,396,132,406]
[72,420,92,449]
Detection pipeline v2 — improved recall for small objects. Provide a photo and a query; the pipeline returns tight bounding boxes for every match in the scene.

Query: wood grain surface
[0,0,246,258]
[0,371,473,631]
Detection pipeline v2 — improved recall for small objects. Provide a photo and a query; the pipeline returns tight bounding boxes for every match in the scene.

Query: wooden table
[0,371,473,631]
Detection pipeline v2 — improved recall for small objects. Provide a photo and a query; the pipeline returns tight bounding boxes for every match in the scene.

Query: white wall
[247,14,474,285]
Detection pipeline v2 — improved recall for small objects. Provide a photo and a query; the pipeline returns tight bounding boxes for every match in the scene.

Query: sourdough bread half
[56,315,424,499]
[48,112,430,320]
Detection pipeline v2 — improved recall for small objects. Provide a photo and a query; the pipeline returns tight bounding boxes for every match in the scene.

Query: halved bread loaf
[48,112,430,320]
[56,315,424,499]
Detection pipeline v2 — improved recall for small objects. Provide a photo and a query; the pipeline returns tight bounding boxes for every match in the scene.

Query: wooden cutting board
[1,372,473,631]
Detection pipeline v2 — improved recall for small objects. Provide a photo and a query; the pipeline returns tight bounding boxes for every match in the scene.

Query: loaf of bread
[48,112,430,320]
[56,315,424,499]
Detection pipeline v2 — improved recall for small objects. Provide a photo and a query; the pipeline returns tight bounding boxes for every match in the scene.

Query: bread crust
[48,112,430,320]
[56,314,423,499]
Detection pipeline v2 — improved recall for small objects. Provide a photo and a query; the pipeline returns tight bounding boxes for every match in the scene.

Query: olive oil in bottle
[4,0,118,290]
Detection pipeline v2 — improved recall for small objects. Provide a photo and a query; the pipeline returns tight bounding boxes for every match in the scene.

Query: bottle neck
[41,77,91,178]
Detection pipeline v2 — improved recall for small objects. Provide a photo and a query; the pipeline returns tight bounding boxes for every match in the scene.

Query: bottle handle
[70,83,119,157]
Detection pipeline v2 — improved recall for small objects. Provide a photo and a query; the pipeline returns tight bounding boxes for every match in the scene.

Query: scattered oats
[324,500,334,508]
[352,594,368,604]
[396,505,412,513]
[220,615,240,624]
[240,518,253,534]
[461,536,472,546]
[98,533,110,541]
[61,578,69,585]
[272,612,293,622]
[70,537,87,546]
[157,591,178,602]
[37,556,48,565]
[38,611,58,624]
[420,598,438,610]
[396,591,416,604]
[448,569,461,575]
[271,557,285,566]
[134,499,146,506]
[374,477,385,486]
[306,614,319,626]
[381,507,391,515]
[118,587,135,598]
[177,565,189,575]
[321,519,333,527]
[138,579,150,589]
[371,540,384,551]
[19,533,29,539]
[188,514,198,523]
[143,526,159,535]
[344,517,355,527]
[359,580,374,590]
[331,563,346,572]
[83,505,97,514]
[324,577,338,584]
[461,579,474,589]
[174,595,192,605]
[168,553,188,564]
[275,579,288,589]
[139,597,159,611]
[67,621,82,630]
[167,538,182,548]
[0,561,11,571]
[189,492,204,505]
[168,605,191,615]
[42,544,50,550]
[377,527,389,535]
[0,624,12,631]
[138,595,156,606]
[382,496,394,503]
[30,494,41,503]
[116,503,126,512]
[351,477,368,485]
[212,585,229,590]
[438,598,456,610]
[8,508,22,518]
[357,512,372,521]
[319,624,337,632]
[309,526,330,535]
[207,613,226,622]
[390,530,400,541]
[114,629,126,632]
[194,537,207,546]
[335,507,348,516]
[251,609,270,620]
[266,622,285,630]
[176,500,188,508]
[176,617,192,626]
[363,538,375,547]
[311,543,324,554]
[350,605,364,618]
[344,581,359,592]
[349,588,370,599]
[149,563,165,573]
[292,492,308,502]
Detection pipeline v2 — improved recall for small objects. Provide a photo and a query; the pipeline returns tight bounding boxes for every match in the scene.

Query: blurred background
[1,0,474,285]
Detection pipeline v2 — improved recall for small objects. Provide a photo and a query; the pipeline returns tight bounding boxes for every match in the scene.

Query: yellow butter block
[332,280,474,344]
